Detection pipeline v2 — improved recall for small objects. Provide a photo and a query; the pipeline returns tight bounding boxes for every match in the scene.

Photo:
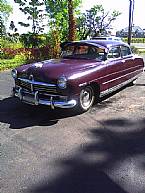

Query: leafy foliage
[0,16,6,36]
[20,33,46,48]
[0,0,12,15]
[0,0,12,36]
[130,46,139,54]
[0,44,54,62]
[123,38,145,43]
[14,0,47,35]
[0,34,23,49]
[0,54,27,71]
[0,59,18,71]
[45,0,81,41]
[9,21,18,32]
[47,28,61,58]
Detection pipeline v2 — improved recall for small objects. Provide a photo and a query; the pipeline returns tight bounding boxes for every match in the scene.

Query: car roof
[80,40,129,49]
[60,40,129,51]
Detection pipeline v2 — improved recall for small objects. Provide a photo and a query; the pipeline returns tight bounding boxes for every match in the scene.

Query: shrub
[0,38,23,49]
[47,29,61,58]
[20,33,50,48]
[130,46,139,54]
[0,45,52,62]
[123,38,145,43]
[0,54,27,71]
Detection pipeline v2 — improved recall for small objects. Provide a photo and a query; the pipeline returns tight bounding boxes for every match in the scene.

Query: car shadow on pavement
[0,84,131,129]
[0,97,81,129]
[134,83,145,86]
[29,118,145,193]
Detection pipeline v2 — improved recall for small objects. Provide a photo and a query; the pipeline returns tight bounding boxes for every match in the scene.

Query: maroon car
[11,40,144,112]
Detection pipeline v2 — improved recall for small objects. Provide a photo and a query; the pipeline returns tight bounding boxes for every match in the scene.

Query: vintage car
[11,40,144,112]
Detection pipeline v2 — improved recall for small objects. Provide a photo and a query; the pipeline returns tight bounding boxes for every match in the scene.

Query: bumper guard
[13,87,77,109]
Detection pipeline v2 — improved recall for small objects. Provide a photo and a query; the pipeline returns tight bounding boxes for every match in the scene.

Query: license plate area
[22,91,38,105]
[22,94,35,105]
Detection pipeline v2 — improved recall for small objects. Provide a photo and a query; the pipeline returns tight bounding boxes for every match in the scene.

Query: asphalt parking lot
[1,68,145,193]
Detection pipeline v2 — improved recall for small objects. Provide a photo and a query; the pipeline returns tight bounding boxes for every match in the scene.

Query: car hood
[17,58,102,82]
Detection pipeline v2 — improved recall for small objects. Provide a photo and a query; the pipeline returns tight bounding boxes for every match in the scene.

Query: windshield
[61,44,106,61]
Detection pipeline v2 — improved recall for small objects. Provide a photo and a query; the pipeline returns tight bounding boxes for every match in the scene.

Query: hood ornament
[29,74,34,81]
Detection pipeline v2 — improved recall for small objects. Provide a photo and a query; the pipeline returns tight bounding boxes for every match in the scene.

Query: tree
[9,21,17,32]
[45,0,68,41]
[0,16,6,36]
[68,0,77,41]
[77,5,121,39]
[45,0,81,41]
[14,0,47,34]
[7,20,20,42]
[0,0,12,37]
[77,13,90,40]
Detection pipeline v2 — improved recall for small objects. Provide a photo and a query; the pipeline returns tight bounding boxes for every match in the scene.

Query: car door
[105,46,127,91]
[120,45,142,81]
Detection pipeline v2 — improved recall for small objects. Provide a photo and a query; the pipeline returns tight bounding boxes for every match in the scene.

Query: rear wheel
[77,85,95,112]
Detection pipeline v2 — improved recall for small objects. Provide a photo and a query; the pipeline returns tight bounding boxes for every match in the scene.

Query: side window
[108,47,121,59]
[62,45,75,56]
[121,46,132,57]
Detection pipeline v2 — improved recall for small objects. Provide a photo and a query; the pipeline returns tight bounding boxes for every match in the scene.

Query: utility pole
[128,0,134,45]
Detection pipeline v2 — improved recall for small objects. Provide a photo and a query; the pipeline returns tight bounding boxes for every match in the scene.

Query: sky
[7,0,145,34]
[81,0,145,31]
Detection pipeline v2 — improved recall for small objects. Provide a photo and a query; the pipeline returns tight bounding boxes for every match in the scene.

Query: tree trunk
[68,0,76,41]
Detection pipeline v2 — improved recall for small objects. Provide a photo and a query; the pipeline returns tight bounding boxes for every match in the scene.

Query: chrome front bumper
[12,87,77,109]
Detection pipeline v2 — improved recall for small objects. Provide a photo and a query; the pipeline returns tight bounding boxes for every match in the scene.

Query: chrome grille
[16,79,31,90]
[15,78,57,94]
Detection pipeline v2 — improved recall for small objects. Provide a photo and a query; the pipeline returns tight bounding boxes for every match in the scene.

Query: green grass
[0,53,28,71]
[0,58,25,71]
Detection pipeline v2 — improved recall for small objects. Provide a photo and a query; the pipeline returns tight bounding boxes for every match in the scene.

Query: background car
[91,36,122,41]
[11,40,144,112]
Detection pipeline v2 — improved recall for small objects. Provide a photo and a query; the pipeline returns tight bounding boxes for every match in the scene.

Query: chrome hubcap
[80,87,94,109]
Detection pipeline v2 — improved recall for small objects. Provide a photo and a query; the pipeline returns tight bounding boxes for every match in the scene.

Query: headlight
[11,69,17,79]
[57,75,67,89]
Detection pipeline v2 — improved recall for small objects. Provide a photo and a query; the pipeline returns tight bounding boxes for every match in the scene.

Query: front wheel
[77,85,95,112]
